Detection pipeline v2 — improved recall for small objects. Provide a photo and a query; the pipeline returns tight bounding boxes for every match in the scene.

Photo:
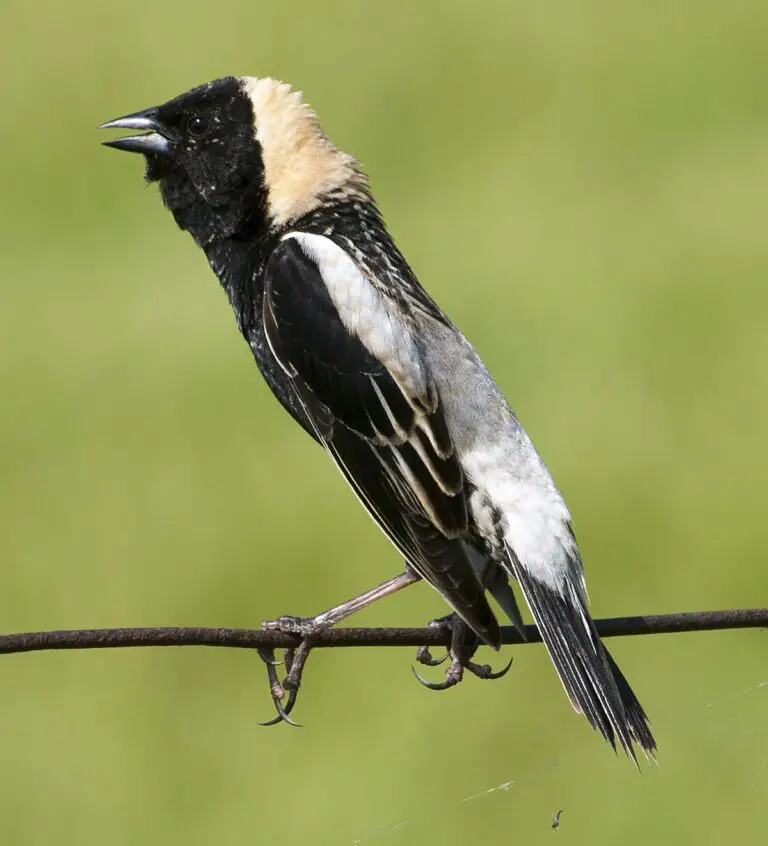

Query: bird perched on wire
[101,76,655,759]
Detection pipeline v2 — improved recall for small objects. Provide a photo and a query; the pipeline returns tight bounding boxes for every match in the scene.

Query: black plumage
[101,75,655,758]
[263,237,498,646]
[504,544,655,759]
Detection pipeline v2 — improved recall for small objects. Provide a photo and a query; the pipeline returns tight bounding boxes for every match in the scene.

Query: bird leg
[261,569,420,635]
[257,569,419,724]
[412,614,513,691]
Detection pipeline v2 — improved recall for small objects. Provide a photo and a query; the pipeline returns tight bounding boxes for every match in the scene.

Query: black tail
[504,545,656,761]
[604,647,657,756]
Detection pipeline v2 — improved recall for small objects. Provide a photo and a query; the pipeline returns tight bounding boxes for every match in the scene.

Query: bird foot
[256,614,324,725]
[256,625,316,726]
[412,614,513,691]
[260,615,326,638]
[256,610,513,720]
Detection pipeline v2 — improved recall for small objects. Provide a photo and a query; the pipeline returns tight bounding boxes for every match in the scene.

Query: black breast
[204,234,318,440]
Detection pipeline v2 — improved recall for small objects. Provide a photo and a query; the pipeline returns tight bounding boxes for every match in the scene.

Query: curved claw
[410,664,458,691]
[415,645,448,667]
[487,656,514,680]
[257,689,302,727]
[256,648,303,727]
[468,655,514,681]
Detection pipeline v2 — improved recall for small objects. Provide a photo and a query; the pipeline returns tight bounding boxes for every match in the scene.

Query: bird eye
[186,115,211,138]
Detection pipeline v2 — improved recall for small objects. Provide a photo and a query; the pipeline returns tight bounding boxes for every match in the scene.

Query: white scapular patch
[282,231,430,405]
[279,231,463,535]
[240,77,368,226]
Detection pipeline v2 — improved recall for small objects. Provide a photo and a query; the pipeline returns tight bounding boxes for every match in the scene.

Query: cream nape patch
[241,77,367,226]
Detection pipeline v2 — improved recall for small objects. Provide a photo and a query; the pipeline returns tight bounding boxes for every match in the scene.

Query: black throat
[157,156,270,248]
[204,233,275,337]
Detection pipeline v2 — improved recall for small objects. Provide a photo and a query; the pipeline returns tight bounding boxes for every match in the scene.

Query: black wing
[263,235,499,647]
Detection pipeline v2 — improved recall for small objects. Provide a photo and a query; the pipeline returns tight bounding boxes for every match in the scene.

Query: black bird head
[101,76,368,247]
[101,77,269,243]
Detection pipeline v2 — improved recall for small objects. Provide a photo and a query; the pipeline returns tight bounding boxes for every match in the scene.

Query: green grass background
[1,1,767,843]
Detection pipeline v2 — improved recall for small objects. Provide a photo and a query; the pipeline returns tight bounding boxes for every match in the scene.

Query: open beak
[99,107,173,156]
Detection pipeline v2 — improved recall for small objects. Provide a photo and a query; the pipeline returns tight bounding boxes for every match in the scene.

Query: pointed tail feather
[504,545,655,761]
[604,647,657,759]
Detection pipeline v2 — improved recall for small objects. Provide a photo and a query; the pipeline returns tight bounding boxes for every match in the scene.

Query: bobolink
[101,76,654,758]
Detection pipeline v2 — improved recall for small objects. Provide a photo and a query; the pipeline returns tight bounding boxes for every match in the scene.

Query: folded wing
[263,233,499,647]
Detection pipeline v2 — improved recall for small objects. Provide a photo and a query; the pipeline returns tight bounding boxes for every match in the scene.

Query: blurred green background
[1,1,767,843]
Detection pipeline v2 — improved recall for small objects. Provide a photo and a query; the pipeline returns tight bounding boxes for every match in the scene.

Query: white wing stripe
[283,231,429,402]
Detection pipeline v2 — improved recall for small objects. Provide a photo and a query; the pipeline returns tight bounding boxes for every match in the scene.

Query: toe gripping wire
[411,615,514,691]
[257,642,313,727]
[255,611,513,724]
